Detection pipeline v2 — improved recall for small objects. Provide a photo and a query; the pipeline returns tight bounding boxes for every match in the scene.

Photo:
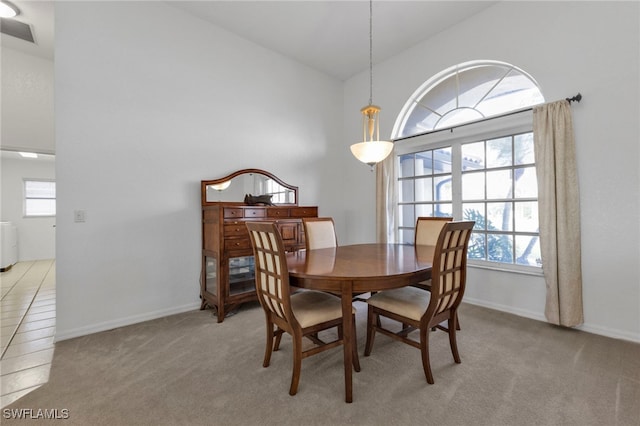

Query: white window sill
[468,260,544,277]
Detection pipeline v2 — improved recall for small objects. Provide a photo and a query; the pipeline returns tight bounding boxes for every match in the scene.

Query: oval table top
[286,243,435,293]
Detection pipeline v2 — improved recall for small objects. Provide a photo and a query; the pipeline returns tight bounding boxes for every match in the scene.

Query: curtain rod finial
[566,93,582,103]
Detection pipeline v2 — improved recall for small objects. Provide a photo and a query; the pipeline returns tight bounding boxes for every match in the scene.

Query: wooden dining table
[286,243,435,403]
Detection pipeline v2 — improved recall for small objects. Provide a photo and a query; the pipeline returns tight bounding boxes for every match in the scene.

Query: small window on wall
[24,180,56,217]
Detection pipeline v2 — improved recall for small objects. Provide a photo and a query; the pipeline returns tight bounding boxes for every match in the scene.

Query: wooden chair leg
[448,316,461,364]
[455,312,461,331]
[364,306,376,356]
[289,333,303,396]
[273,328,283,351]
[351,314,361,372]
[263,318,275,368]
[420,327,434,384]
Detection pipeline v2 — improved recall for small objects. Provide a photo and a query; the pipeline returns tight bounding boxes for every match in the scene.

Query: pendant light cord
[368,0,373,106]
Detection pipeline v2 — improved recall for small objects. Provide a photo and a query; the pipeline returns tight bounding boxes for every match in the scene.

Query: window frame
[23,178,56,218]
[394,110,542,276]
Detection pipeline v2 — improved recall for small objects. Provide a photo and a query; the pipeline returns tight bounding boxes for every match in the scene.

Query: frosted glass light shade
[0,1,19,18]
[350,140,393,166]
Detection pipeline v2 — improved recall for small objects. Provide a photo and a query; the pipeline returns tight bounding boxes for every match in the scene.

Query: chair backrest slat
[247,222,292,323]
[426,221,474,320]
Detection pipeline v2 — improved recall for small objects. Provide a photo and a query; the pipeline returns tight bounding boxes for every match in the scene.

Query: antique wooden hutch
[201,169,318,322]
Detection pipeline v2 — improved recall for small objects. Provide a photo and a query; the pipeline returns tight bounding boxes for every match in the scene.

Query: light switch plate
[74,210,86,223]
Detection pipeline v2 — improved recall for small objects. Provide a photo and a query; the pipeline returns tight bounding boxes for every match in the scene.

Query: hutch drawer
[267,208,291,218]
[224,223,249,237]
[223,208,244,219]
[290,207,318,217]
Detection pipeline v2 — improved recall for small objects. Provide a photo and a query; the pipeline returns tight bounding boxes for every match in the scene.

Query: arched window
[391,61,545,271]
[393,60,544,139]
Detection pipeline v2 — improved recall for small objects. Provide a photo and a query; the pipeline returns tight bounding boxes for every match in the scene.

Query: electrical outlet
[74,210,86,223]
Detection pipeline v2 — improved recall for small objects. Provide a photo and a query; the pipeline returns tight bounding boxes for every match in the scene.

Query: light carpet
[3,302,639,425]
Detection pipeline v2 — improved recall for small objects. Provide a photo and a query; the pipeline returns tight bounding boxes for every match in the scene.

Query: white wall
[343,1,640,342]
[1,48,55,154]
[54,2,345,339]
[1,47,56,262]
[54,1,640,343]
[0,154,56,261]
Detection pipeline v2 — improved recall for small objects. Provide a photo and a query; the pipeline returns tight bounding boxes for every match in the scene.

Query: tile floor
[0,260,56,408]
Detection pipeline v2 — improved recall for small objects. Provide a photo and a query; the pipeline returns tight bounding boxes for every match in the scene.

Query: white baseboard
[463,298,640,344]
[54,302,202,342]
[463,297,547,323]
[575,323,640,344]
[55,299,640,344]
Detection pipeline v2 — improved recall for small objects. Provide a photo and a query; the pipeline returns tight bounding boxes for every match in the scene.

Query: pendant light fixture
[0,1,19,18]
[350,0,393,168]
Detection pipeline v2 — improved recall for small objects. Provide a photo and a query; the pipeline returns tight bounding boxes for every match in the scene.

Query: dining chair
[302,217,338,250]
[364,220,475,384]
[246,221,360,396]
[412,216,452,291]
[412,216,462,330]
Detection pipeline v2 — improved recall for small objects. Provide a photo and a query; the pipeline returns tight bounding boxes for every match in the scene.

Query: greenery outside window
[461,132,540,267]
[24,179,56,217]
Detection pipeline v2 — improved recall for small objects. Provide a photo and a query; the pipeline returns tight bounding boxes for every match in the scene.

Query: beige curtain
[533,100,583,327]
[376,149,396,243]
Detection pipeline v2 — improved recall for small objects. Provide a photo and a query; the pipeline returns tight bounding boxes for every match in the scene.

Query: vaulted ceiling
[2,1,497,80]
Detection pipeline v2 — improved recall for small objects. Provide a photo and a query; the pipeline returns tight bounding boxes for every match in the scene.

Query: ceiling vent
[0,18,34,43]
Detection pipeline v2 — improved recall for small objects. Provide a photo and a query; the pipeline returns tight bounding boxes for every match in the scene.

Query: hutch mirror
[202,168,297,205]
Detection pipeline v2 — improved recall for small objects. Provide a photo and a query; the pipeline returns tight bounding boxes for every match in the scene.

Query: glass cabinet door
[229,255,255,295]
[205,256,217,295]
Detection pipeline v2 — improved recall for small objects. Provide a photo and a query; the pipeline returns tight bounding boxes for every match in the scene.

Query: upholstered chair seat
[290,291,354,328]
[367,286,430,322]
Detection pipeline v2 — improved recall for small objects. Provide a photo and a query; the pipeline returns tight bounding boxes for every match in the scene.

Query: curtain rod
[395,93,582,141]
